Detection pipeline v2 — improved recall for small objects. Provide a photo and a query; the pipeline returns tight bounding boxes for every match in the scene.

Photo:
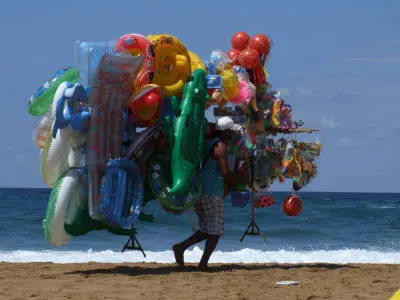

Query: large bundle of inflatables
[27,32,321,247]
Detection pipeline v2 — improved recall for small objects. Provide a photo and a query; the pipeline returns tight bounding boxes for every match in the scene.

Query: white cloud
[321,116,339,129]
[277,87,290,97]
[16,154,27,165]
[296,87,315,97]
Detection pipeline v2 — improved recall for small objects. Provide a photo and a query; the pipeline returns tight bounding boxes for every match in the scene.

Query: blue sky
[0,0,399,192]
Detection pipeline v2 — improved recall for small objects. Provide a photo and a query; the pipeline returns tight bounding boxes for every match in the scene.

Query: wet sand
[0,262,399,299]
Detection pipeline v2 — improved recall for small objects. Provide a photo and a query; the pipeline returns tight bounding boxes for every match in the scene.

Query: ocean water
[0,188,399,264]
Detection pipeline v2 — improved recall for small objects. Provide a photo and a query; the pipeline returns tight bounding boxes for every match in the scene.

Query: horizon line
[0,187,398,194]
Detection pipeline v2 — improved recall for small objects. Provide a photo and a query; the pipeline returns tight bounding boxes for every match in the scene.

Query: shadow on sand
[64,263,358,277]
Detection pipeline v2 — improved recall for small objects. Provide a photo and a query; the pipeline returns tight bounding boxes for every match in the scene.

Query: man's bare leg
[173,230,207,268]
[199,235,220,271]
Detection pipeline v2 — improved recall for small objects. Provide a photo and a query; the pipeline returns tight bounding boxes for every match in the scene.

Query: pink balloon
[229,80,250,105]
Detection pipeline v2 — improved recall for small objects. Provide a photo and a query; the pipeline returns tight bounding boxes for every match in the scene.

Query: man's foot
[172,244,184,268]
[198,262,208,272]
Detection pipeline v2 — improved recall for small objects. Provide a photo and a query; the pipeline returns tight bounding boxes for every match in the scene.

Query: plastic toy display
[27,31,321,253]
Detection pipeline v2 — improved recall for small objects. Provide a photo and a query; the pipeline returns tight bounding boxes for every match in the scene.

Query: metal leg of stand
[121,229,147,258]
[240,191,266,242]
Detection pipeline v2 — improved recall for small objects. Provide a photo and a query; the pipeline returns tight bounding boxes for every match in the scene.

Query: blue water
[1,188,400,264]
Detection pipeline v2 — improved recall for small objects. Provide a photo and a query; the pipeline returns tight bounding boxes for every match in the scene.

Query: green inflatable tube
[28,67,80,117]
[61,172,154,237]
[44,169,78,246]
[168,69,210,195]
[148,152,202,213]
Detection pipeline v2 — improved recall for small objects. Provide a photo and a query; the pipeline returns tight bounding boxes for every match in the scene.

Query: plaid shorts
[195,195,224,235]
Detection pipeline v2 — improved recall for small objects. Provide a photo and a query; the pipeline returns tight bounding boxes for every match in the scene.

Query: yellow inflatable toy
[188,51,206,72]
[220,68,240,100]
[391,289,400,300]
[148,34,192,97]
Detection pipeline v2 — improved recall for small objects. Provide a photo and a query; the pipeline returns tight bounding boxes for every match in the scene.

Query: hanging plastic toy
[167,69,210,195]
[99,158,144,229]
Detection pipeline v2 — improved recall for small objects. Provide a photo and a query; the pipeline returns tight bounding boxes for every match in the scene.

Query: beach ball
[282,194,303,216]
[249,34,271,56]
[255,195,275,208]
[238,48,260,70]
[226,48,241,65]
[128,84,162,127]
[231,32,250,51]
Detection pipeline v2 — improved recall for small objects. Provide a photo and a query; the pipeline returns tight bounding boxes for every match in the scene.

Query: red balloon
[238,48,260,70]
[249,34,271,56]
[231,32,250,51]
[282,194,303,217]
[226,48,241,65]
[129,88,162,127]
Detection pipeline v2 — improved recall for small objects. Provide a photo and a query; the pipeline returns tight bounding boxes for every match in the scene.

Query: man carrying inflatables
[173,116,248,271]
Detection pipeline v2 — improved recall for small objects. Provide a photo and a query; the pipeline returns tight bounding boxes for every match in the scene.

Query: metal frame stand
[121,226,146,257]
[240,190,266,242]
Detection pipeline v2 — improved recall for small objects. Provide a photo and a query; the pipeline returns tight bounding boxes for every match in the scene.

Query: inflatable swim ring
[34,111,53,149]
[28,67,80,117]
[44,169,82,246]
[188,50,206,72]
[41,128,70,187]
[40,82,88,187]
[115,33,155,89]
[147,153,202,214]
[148,34,192,97]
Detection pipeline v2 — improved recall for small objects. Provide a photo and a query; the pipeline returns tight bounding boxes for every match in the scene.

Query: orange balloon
[282,194,303,216]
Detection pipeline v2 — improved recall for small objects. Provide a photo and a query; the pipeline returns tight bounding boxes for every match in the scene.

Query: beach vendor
[173,117,248,271]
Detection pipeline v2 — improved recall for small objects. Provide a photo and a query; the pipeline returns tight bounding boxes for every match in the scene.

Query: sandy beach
[0,262,399,300]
